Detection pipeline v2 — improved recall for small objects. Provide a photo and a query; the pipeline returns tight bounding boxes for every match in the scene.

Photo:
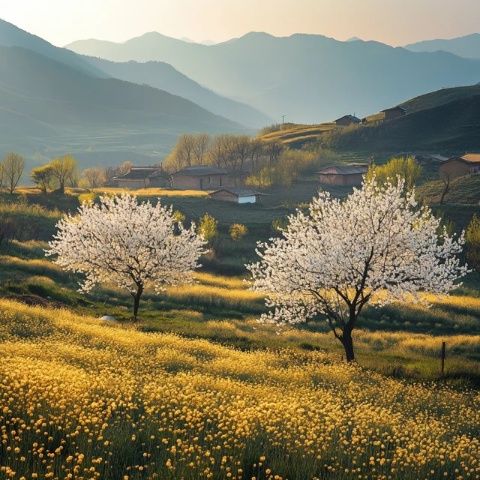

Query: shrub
[198,213,218,244]
[229,223,248,241]
[466,214,480,271]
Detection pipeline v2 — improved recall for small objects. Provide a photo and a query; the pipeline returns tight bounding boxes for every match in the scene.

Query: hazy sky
[2,0,479,47]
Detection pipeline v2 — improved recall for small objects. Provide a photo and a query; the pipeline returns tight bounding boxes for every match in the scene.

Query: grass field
[0,299,479,480]
[0,185,479,479]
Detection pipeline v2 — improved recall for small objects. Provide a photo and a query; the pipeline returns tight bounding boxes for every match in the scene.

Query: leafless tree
[440,173,450,205]
[192,134,210,165]
[82,167,107,188]
[1,152,25,194]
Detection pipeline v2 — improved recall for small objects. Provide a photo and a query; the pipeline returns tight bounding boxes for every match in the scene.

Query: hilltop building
[113,166,169,189]
[317,164,368,186]
[170,166,230,190]
[335,115,361,126]
[381,106,406,121]
[439,154,480,179]
[209,188,262,204]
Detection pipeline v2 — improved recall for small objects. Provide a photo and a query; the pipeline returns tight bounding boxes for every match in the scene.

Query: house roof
[209,188,261,197]
[114,166,164,180]
[317,164,368,175]
[460,153,480,163]
[335,114,361,124]
[442,153,480,165]
[173,166,228,176]
[381,106,406,114]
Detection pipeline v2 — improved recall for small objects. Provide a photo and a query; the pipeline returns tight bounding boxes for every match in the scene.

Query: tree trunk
[132,284,143,321]
[341,330,355,362]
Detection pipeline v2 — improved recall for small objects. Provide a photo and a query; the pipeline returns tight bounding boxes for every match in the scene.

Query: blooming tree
[47,194,206,320]
[248,179,468,362]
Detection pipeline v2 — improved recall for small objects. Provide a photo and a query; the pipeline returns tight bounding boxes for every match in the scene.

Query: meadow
[0,187,479,479]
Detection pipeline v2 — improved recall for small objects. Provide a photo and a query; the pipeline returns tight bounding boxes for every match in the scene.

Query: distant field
[260,122,337,146]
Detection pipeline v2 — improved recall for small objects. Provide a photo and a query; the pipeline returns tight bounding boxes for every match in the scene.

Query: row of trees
[164,133,322,187]
[48,177,468,361]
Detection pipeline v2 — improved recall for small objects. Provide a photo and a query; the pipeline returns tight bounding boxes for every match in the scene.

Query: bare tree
[82,167,107,188]
[1,152,25,194]
[192,134,210,165]
[50,155,77,194]
[440,173,450,205]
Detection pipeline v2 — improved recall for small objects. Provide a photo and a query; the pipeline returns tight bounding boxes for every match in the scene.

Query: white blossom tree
[47,194,206,320]
[248,179,468,362]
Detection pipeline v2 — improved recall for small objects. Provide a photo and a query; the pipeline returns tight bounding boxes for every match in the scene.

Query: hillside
[406,33,480,59]
[0,18,104,78]
[326,95,480,153]
[68,32,480,123]
[0,46,243,168]
[418,175,480,205]
[400,84,480,113]
[84,56,271,128]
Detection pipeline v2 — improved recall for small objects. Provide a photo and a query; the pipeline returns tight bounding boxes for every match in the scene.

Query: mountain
[405,33,480,60]
[67,32,480,123]
[0,46,243,168]
[0,18,104,77]
[84,56,271,128]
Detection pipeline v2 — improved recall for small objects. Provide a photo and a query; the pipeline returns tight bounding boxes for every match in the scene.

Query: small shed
[170,166,230,190]
[439,153,480,179]
[317,164,368,186]
[113,167,169,189]
[335,115,361,126]
[209,188,261,204]
[381,106,406,121]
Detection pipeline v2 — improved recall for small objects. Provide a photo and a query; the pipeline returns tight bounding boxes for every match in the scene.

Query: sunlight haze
[1,0,480,46]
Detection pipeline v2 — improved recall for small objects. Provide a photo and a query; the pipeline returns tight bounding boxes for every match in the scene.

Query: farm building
[170,166,230,190]
[317,164,368,186]
[209,188,261,204]
[335,115,361,126]
[381,106,406,121]
[113,167,169,189]
[439,153,480,179]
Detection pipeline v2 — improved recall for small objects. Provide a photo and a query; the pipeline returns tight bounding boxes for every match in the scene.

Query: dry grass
[93,187,209,198]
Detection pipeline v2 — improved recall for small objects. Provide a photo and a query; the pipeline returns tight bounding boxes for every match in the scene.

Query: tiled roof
[460,153,480,163]
[173,166,228,176]
[317,164,368,175]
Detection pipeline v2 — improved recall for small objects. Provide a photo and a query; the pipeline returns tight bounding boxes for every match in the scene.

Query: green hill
[0,46,243,168]
[417,174,480,205]
[327,94,480,153]
[400,84,480,113]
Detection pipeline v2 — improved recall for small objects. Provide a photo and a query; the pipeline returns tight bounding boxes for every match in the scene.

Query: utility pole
[281,115,286,125]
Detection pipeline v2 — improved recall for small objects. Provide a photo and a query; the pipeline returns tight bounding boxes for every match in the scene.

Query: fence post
[441,341,446,375]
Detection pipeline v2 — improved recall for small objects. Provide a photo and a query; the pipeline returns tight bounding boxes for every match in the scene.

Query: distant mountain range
[405,33,480,60]
[84,56,271,128]
[0,19,247,169]
[67,31,480,123]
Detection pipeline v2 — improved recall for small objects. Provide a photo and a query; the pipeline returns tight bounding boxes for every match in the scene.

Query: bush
[198,214,218,244]
[466,214,480,271]
[229,223,248,241]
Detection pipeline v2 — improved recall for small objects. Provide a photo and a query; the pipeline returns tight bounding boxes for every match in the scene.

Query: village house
[334,114,361,126]
[113,166,169,189]
[381,106,406,121]
[208,188,262,204]
[439,153,480,179]
[170,166,231,190]
[317,164,368,186]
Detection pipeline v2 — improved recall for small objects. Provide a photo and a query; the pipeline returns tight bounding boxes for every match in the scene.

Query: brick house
[317,164,368,186]
[208,188,261,204]
[439,154,480,179]
[170,166,230,190]
[113,167,169,189]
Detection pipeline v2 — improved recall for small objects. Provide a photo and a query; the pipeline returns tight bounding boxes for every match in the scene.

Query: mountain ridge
[67,31,480,123]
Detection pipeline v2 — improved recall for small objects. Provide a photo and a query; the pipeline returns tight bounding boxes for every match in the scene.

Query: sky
[1,0,479,47]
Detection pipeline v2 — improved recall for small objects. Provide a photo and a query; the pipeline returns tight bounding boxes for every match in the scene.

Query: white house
[208,188,261,204]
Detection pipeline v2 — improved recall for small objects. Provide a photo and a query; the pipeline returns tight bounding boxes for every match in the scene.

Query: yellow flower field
[0,299,479,480]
